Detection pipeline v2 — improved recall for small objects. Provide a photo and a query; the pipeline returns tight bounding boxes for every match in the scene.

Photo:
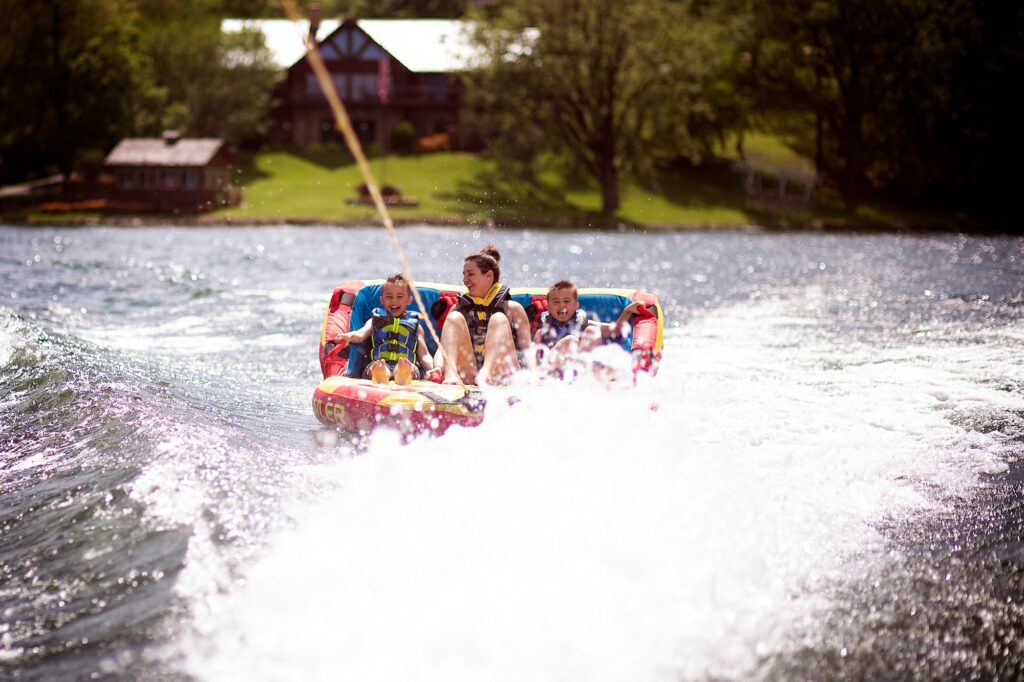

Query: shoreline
[0,212,980,234]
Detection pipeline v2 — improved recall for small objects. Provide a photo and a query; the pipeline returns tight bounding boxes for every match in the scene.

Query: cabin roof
[221,18,476,73]
[104,138,225,167]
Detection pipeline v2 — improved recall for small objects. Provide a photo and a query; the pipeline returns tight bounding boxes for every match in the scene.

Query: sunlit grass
[218,149,758,227]
[221,150,485,221]
[211,144,948,230]
[716,130,817,177]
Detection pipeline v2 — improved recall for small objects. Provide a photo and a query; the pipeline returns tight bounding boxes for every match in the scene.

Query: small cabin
[104,131,240,211]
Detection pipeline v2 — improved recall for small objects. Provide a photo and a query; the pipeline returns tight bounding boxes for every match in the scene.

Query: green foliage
[750,0,917,208]
[868,1,1024,216]
[465,0,746,215]
[747,0,1024,216]
[139,6,279,145]
[0,0,277,184]
[390,121,417,154]
[329,0,469,18]
[0,0,156,182]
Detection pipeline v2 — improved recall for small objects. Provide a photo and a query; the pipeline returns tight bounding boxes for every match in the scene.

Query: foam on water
[0,313,15,369]
[183,296,1022,682]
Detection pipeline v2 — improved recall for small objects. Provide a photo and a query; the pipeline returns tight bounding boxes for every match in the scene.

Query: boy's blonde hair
[384,273,412,295]
[547,280,578,301]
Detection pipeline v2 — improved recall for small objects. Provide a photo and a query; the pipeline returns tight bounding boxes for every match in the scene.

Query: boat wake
[182,296,1023,682]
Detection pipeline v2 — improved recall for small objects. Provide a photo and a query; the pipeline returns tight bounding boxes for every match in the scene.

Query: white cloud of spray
[184,299,1021,682]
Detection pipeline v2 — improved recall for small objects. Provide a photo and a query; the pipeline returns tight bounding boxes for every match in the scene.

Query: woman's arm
[601,301,643,338]
[508,301,535,368]
[416,326,434,371]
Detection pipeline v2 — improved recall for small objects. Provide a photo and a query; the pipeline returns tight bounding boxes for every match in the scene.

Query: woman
[436,245,533,385]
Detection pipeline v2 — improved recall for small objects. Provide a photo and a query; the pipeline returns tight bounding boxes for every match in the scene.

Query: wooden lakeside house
[104,131,240,211]
[223,15,475,152]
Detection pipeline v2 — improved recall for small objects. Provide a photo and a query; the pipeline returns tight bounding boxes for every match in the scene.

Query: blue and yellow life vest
[456,282,512,366]
[536,309,589,348]
[369,308,420,363]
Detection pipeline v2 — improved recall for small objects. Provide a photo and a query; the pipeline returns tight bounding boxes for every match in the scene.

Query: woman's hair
[465,244,501,283]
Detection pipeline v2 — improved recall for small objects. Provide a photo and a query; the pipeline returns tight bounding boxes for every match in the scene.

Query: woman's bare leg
[480,312,518,384]
[438,311,478,384]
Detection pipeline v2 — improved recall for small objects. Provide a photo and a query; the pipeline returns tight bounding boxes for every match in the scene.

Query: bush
[391,121,417,155]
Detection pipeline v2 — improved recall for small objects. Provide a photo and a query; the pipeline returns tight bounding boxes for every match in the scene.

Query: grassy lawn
[215,148,761,227]
[205,138,951,230]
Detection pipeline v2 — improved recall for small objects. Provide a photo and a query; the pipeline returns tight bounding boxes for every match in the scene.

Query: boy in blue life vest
[334,274,438,385]
[534,280,643,372]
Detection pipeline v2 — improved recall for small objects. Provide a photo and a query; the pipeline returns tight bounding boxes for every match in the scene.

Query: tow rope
[280,0,466,391]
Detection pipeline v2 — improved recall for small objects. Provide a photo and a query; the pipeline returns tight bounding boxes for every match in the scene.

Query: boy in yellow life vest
[335,274,438,385]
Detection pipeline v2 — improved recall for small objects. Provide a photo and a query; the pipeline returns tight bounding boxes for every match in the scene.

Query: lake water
[1,225,1023,681]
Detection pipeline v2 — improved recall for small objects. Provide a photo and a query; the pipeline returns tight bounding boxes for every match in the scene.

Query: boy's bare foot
[394,358,414,385]
[369,360,389,384]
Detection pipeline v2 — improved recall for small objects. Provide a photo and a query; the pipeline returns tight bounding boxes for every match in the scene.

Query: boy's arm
[335,319,372,344]
[600,302,643,338]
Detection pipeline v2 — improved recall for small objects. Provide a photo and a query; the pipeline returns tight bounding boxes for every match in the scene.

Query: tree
[325,0,469,18]
[467,0,736,215]
[870,0,1024,217]
[0,0,156,183]
[751,0,916,210]
[139,2,279,146]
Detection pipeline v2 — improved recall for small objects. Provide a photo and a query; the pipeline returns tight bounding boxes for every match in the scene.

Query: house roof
[222,18,341,70]
[105,138,225,167]
[358,19,476,73]
[221,18,477,73]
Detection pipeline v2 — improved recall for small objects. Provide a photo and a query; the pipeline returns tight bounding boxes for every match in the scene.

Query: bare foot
[369,361,389,384]
[394,358,414,385]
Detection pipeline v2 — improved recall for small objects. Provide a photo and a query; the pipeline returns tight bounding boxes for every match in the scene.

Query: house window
[422,75,449,103]
[183,168,199,189]
[204,168,228,190]
[163,169,178,189]
[351,30,366,55]
[325,29,349,56]
[321,118,343,144]
[360,44,384,60]
[352,119,376,146]
[350,73,378,101]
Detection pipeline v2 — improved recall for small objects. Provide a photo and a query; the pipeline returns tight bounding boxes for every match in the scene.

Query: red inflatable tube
[629,290,662,375]
[319,280,364,377]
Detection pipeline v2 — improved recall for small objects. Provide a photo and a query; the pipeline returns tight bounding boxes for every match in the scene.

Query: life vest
[536,309,589,348]
[369,308,420,363]
[455,282,512,365]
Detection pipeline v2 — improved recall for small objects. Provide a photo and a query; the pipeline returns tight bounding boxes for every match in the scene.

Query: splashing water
[2,226,1023,681]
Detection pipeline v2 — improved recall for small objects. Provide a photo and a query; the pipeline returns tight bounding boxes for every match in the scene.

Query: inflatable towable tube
[312,281,664,434]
